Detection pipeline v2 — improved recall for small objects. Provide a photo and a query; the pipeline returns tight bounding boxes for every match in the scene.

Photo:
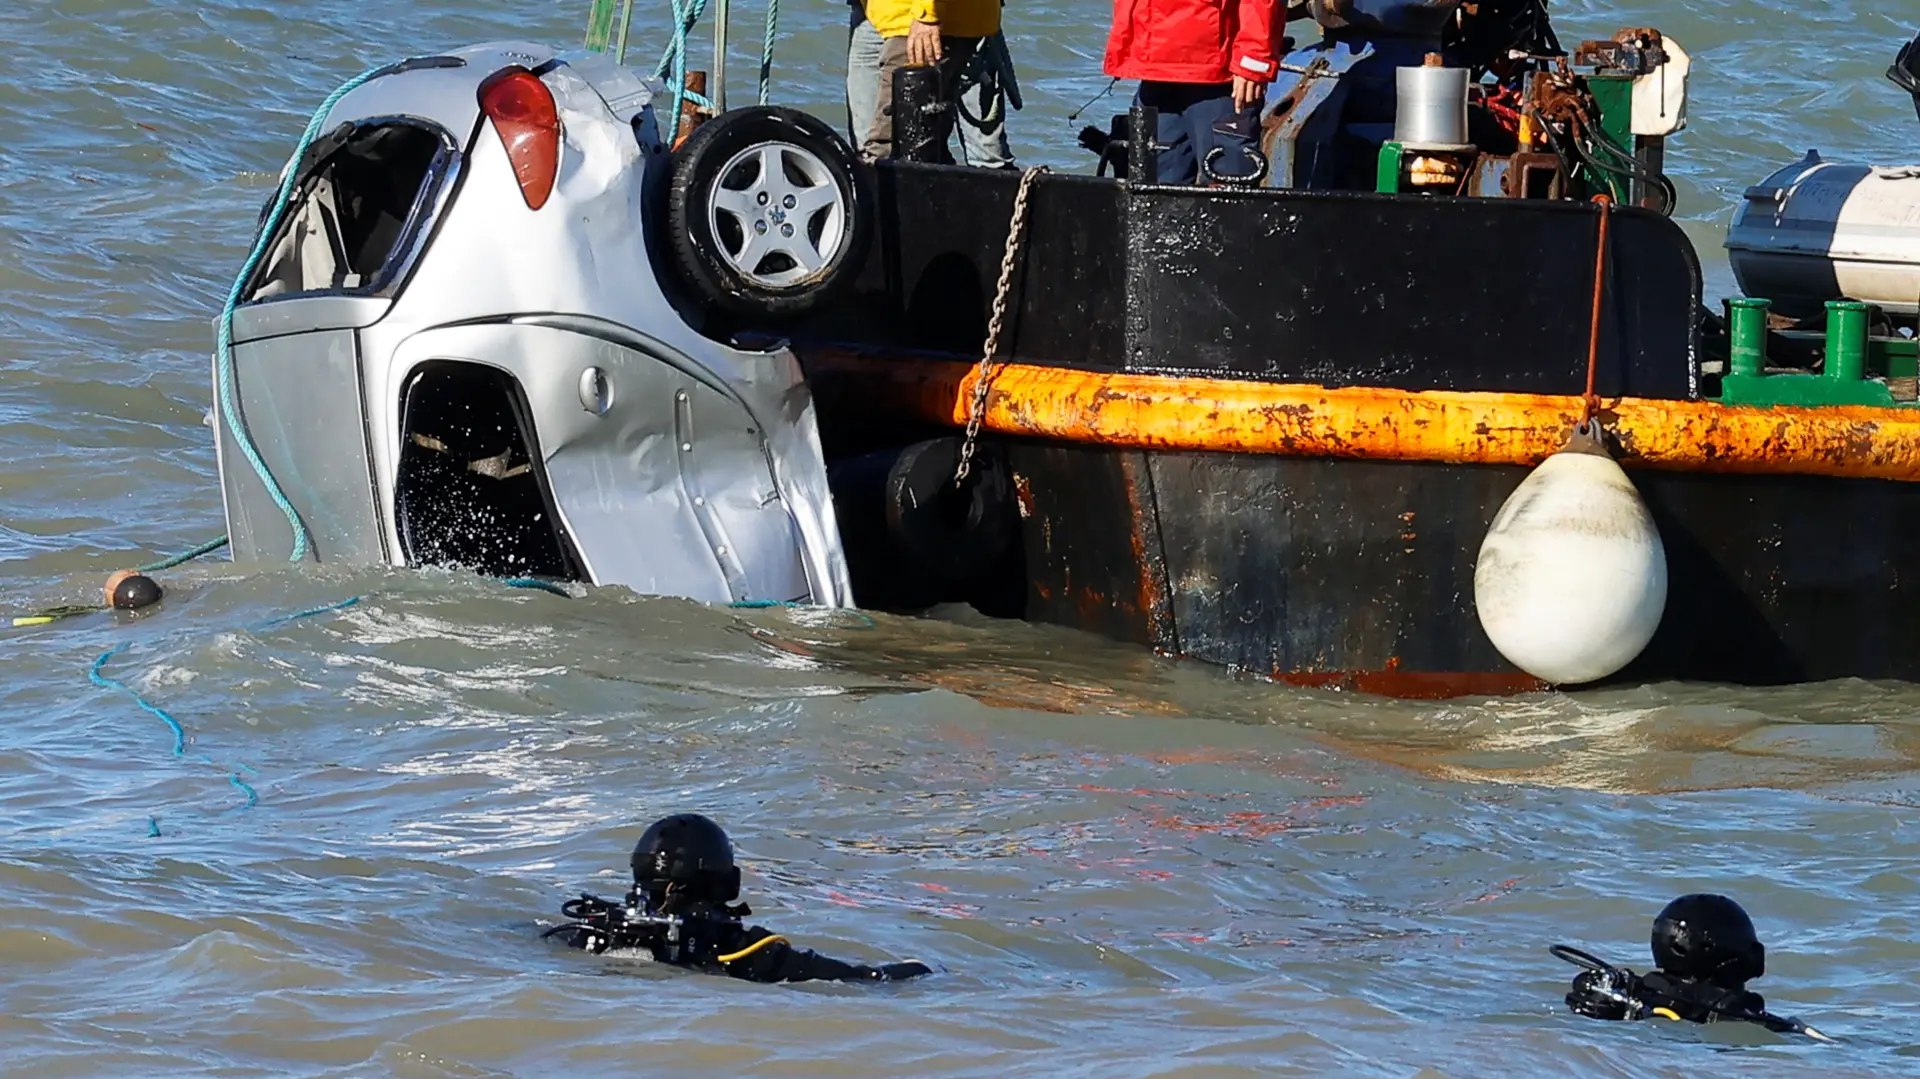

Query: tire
[666,107,872,319]
[885,438,1016,592]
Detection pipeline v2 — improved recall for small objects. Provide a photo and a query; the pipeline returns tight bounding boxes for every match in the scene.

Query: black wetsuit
[546,893,931,985]
[1567,967,1807,1035]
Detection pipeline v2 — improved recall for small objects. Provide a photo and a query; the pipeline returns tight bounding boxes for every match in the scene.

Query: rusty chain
[954,164,1047,486]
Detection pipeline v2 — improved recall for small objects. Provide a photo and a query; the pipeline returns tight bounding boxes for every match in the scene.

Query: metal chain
[955,165,1047,485]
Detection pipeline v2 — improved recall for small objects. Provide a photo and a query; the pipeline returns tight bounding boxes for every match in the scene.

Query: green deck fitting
[1825,300,1870,381]
[1712,293,1920,408]
[1376,141,1405,195]
[1582,75,1633,204]
[1728,297,1769,377]
[1717,371,1898,408]
[1883,337,1920,380]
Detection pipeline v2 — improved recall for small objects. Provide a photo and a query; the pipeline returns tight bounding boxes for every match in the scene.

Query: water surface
[3,1,1919,1075]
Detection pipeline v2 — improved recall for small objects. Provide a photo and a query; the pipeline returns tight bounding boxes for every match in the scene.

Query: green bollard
[1376,142,1406,194]
[1728,297,1770,377]
[1825,300,1869,381]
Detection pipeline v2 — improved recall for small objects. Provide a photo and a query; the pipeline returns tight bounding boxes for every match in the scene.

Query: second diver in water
[1553,893,1833,1041]
[545,813,932,985]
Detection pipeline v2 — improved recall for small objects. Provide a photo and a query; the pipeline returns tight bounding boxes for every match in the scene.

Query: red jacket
[1104,0,1282,85]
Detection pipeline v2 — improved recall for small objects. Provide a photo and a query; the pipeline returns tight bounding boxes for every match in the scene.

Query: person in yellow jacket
[846,0,1018,165]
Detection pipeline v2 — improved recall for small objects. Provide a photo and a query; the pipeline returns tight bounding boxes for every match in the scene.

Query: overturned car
[215,41,882,607]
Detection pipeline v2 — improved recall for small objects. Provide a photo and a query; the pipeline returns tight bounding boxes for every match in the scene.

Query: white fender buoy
[1473,423,1667,685]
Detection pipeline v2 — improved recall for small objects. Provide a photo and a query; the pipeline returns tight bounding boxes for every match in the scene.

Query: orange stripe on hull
[804,349,1920,483]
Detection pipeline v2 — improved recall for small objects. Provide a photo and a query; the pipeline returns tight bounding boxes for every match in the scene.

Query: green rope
[135,535,230,574]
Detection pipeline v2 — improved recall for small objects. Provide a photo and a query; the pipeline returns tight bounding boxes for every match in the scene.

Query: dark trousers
[1136,81,1259,184]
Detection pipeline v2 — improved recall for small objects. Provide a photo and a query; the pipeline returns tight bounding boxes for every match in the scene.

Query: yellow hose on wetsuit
[716,934,788,964]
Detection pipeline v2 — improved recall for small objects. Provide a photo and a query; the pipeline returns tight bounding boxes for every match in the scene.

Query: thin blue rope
[90,644,187,757]
[503,577,572,597]
[86,575,559,827]
[135,535,230,574]
[252,594,361,631]
[215,69,386,564]
[90,593,362,815]
[729,599,875,628]
[229,775,260,808]
[654,0,713,144]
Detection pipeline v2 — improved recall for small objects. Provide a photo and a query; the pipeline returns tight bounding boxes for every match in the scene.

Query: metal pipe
[712,0,730,112]
[1128,103,1159,185]
[801,348,1920,484]
[614,0,636,64]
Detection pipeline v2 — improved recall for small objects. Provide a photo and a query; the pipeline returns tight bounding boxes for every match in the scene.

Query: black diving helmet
[1650,893,1765,988]
[630,813,743,911]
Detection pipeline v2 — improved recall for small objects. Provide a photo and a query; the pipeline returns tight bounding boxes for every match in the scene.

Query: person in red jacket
[1104,0,1287,183]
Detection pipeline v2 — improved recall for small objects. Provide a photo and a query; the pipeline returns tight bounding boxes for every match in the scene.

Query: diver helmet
[630,813,742,907]
[1650,893,1765,987]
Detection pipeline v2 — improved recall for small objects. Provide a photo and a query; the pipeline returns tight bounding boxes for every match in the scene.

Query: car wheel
[666,106,871,319]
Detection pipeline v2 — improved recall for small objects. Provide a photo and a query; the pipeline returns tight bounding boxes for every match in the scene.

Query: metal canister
[892,64,954,164]
[1394,55,1472,151]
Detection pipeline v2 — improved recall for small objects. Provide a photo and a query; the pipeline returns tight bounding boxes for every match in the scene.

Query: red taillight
[479,69,560,211]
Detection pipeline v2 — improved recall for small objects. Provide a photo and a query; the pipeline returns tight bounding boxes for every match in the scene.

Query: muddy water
[3,0,1920,1076]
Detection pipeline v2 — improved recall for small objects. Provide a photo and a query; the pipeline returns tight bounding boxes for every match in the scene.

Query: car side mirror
[1892,32,1920,119]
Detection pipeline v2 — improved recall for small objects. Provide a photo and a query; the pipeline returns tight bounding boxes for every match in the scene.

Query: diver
[544,813,933,984]
[1552,894,1834,1041]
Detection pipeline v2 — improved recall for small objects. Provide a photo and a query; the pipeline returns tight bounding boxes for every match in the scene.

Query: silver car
[215,41,859,607]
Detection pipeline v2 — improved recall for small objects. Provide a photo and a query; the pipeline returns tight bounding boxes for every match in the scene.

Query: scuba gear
[545,887,931,983]
[548,814,932,985]
[1553,944,1827,1039]
[1650,893,1765,988]
[1551,897,1835,1042]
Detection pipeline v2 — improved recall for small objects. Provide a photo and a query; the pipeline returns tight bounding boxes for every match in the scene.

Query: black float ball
[105,570,164,611]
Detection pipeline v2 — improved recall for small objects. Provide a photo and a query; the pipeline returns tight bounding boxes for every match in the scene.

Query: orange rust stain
[800,348,1920,483]
[1117,453,1165,632]
[1276,668,1549,699]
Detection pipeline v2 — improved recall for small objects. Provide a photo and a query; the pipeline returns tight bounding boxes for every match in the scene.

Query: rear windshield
[243,120,455,302]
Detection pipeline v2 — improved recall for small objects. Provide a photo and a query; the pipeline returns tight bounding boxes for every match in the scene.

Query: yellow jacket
[865,0,999,40]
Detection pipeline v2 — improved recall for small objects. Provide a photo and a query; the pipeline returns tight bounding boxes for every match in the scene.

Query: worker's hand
[907,20,943,65]
[1231,75,1267,113]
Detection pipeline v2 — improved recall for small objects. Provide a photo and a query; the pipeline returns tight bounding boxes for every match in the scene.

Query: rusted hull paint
[802,349,1920,483]
[998,446,1920,695]
[1274,669,1551,699]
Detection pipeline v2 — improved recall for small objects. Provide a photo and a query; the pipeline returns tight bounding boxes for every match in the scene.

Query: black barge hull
[779,163,1920,695]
